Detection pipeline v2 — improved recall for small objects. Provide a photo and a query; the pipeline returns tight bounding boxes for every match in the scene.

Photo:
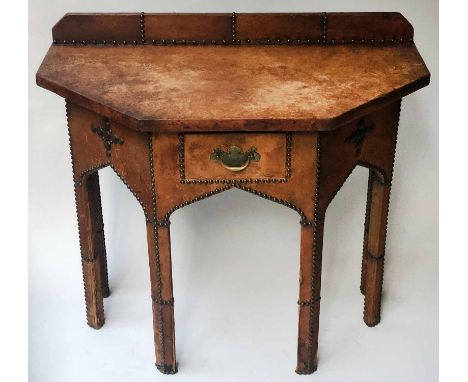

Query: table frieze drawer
[180,133,292,183]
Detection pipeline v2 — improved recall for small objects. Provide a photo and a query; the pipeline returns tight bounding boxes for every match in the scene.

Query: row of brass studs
[321,13,327,44]
[75,162,109,187]
[53,10,414,47]
[148,133,166,362]
[140,12,146,43]
[178,134,185,180]
[152,296,175,306]
[366,251,385,261]
[375,101,400,320]
[321,162,389,219]
[234,185,315,227]
[306,133,322,372]
[286,133,293,177]
[159,187,232,226]
[181,177,290,185]
[66,102,98,263]
[231,12,236,40]
[362,101,401,325]
[158,182,315,227]
[74,160,151,223]
[357,160,388,185]
[298,296,321,306]
[178,133,292,184]
[66,101,96,318]
[53,10,413,47]
[109,163,151,222]
[53,37,413,46]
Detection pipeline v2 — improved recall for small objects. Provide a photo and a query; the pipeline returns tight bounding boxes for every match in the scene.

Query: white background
[29,1,438,381]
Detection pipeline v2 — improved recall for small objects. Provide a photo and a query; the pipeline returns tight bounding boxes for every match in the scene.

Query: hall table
[36,12,430,375]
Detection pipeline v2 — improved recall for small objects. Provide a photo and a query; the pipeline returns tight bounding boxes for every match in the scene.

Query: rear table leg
[363,172,392,327]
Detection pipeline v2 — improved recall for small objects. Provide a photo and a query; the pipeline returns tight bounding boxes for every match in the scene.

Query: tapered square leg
[74,172,108,329]
[360,170,374,295]
[86,172,110,298]
[146,223,177,374]
[362,171,392,327]
[296,221,325,374]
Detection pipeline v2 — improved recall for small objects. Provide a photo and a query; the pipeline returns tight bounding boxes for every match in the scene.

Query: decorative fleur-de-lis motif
[90,118,124,157]
[344,118,375,154]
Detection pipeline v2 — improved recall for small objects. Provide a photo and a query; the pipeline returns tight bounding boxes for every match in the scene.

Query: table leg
[74,172,107,329]
[362,171,391,327]
[296,220,325,374]
[146,223,177,374]
[360,170,374,295]
[87,172,110,298]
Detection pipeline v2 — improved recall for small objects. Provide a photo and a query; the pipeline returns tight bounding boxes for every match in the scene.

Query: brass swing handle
[210,146,261,172]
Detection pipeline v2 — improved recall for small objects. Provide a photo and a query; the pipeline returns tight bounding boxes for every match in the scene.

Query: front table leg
[88,172,110,298]
[362,171,392,327]
[146,223,177,374]
[296,220,325,374]
[74,172,107,329]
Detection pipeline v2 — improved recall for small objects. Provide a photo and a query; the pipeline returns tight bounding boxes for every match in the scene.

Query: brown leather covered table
[36,12,430,375]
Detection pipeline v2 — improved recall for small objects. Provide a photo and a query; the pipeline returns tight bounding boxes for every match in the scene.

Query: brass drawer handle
[210,146,261,172]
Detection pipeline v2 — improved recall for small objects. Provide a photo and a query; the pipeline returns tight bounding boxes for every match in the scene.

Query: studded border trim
[152,296,175,306]
[231,12,237,40]
[148,133,167,363]
[73,161,151,223]
[321,13,328,44]
[304,132,323,372]
[362,100,402,325]
[178,133,292,185]
[140,12,146,43]
[366,251,385,261]
[158,182,316,228]
[53,36,414,46]
[298,296,321,306]
[52,12,414,46]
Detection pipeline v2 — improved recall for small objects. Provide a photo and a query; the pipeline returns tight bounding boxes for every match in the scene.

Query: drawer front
[181,133,291,183]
